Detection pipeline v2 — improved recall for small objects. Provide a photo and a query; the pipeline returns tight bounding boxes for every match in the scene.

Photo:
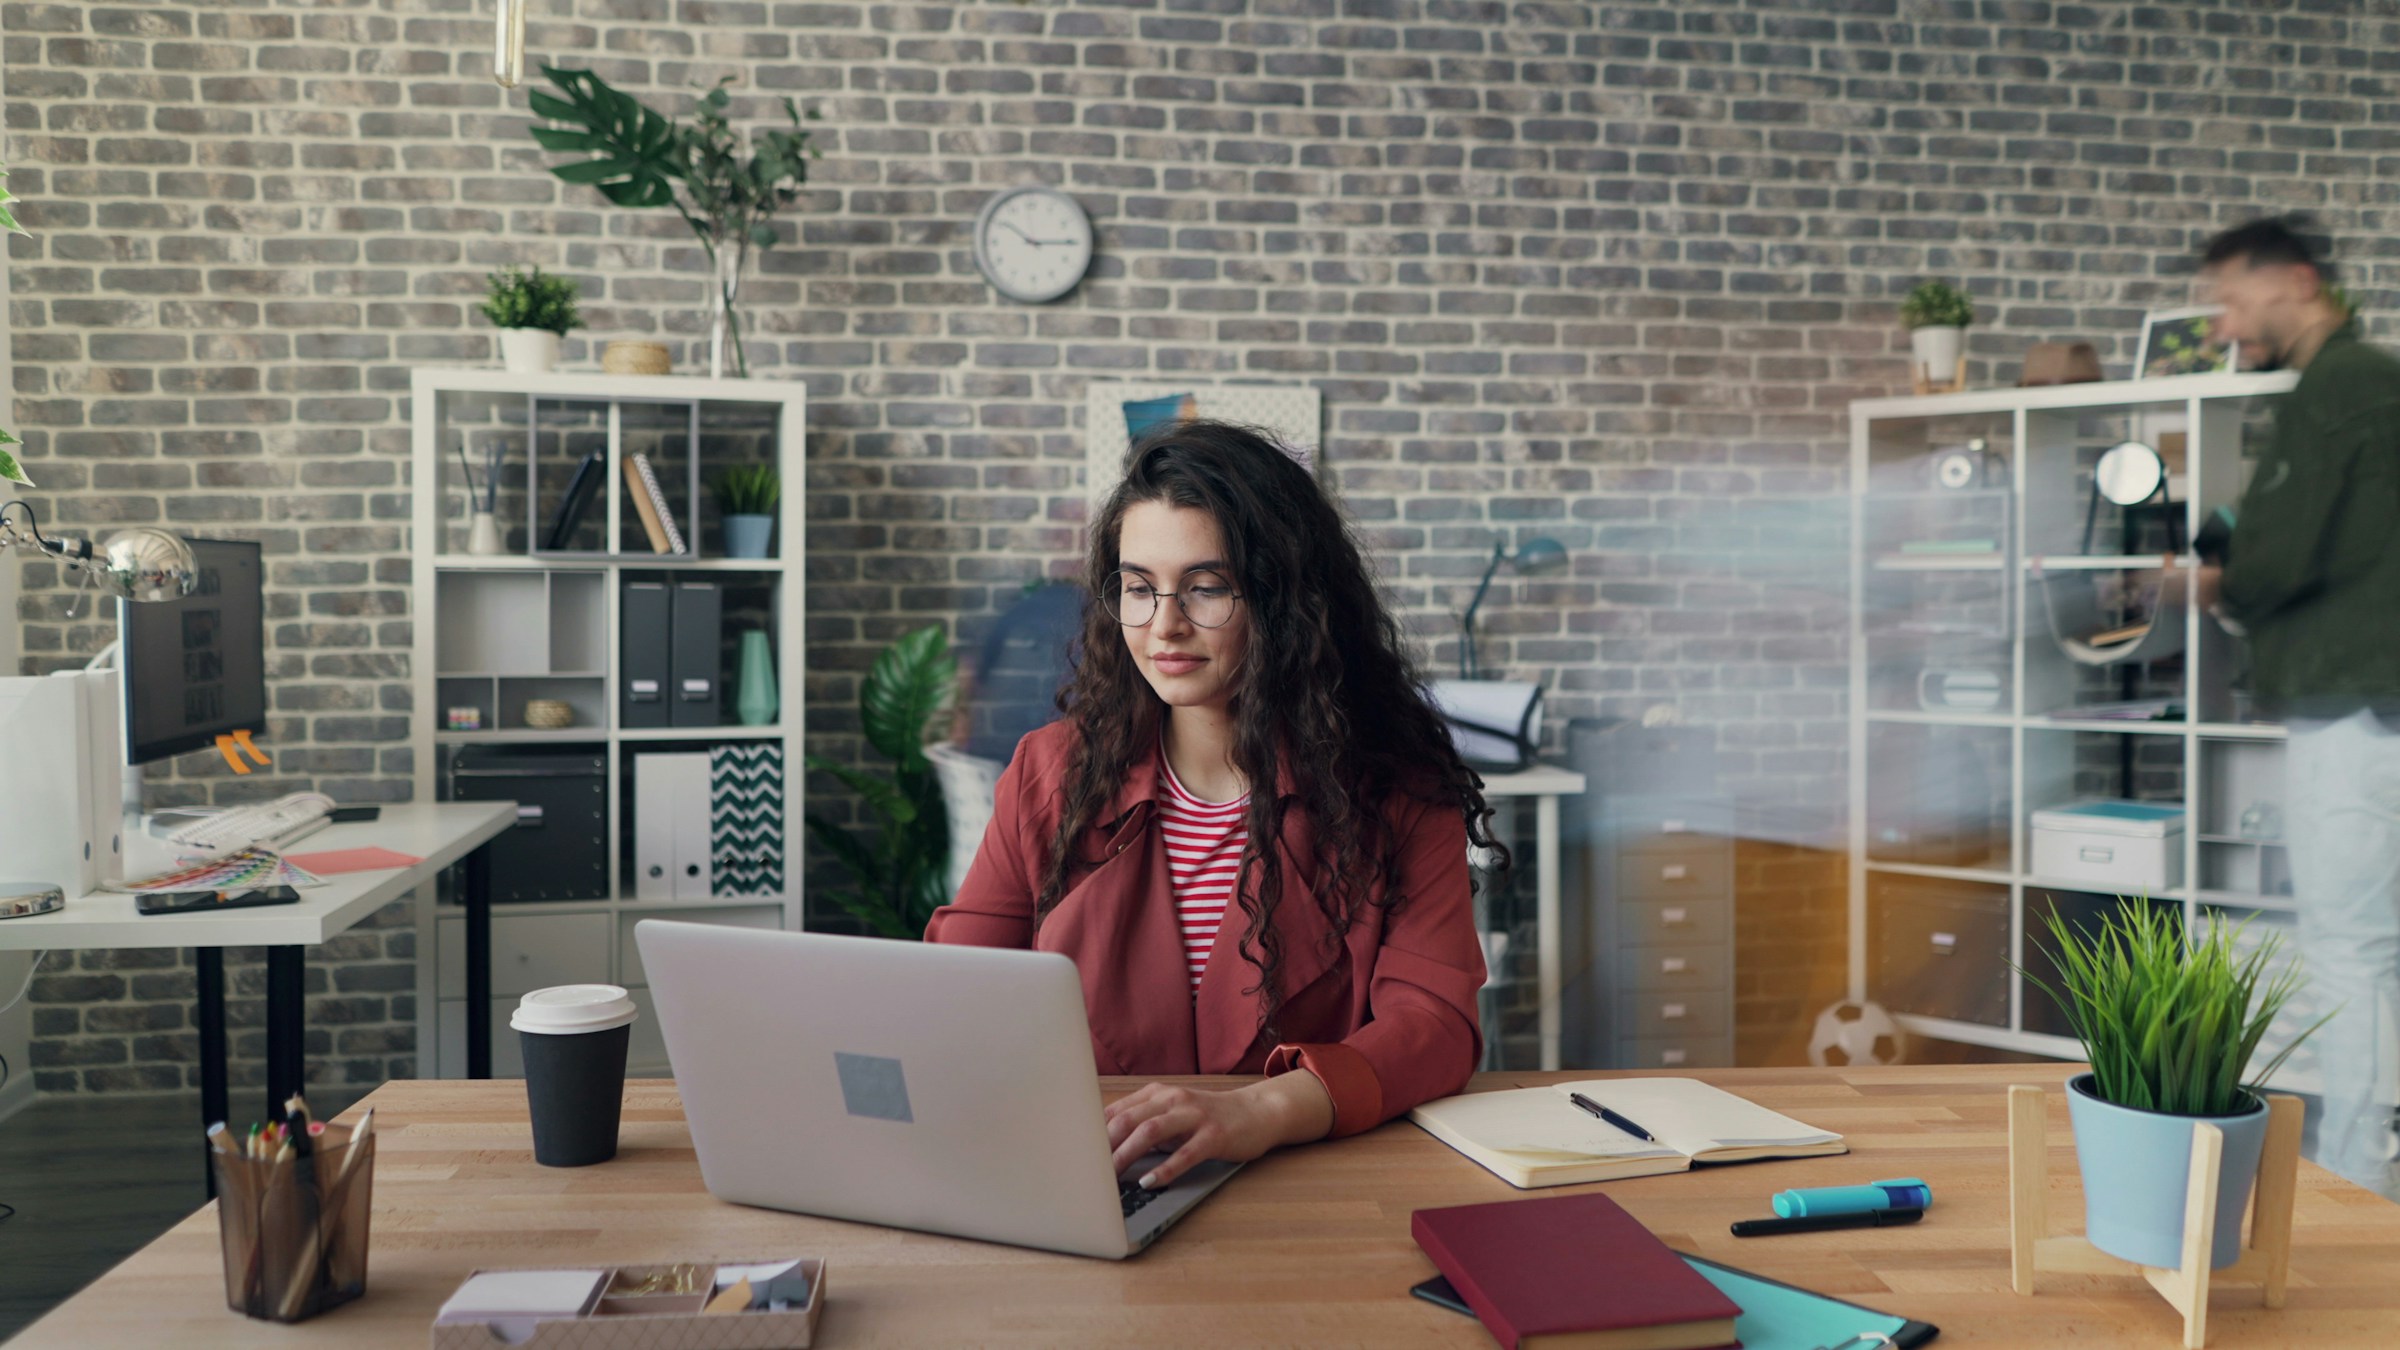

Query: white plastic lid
[509,984,638,1035]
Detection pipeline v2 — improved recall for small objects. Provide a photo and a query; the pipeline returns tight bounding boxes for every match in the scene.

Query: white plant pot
[1910,325,1965,384]
[499,328,561,374]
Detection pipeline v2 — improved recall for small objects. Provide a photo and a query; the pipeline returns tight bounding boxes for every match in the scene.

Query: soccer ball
[1808,1000,1903,1067]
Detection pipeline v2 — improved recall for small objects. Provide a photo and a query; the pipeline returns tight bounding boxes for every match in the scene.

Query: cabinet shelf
[616,725,784,742]
[437,554,791,572]
[1864,860,2011,885]
[412,368,808,1082]
[1849,371,2364,1098]
[1865,710,2014,728]
[2028,554,2186,571]
[1871,553,2005,572]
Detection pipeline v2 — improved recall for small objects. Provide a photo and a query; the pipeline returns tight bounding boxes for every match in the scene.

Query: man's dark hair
[2201,213,2339,285]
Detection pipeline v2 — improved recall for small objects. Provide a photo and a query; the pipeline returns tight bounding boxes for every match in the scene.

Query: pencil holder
[211,1127,376,1323]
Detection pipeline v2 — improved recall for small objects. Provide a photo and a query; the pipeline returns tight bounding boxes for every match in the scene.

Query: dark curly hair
[1036,420,1504,1040]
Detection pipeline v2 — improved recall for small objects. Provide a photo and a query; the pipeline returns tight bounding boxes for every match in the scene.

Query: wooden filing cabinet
[1594,795,1735,1070]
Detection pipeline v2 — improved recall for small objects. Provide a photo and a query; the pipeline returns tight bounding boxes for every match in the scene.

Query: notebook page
[1551,1080,1840,1156]
[1425,1086,1682,1159]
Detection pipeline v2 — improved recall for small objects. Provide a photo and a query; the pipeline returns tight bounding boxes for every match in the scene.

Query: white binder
[633,752,712,901]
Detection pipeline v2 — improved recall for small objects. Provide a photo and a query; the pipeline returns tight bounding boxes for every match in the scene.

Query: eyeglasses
[1104,568,1243,629]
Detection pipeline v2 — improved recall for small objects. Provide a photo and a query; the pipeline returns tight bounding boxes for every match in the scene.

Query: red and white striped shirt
[1158,749,1251,990]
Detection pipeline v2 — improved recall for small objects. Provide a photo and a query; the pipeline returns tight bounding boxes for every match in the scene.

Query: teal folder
[1679,1254,1938,1350]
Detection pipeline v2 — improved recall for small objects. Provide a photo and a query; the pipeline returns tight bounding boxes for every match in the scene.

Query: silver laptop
[635,919,1242,1259]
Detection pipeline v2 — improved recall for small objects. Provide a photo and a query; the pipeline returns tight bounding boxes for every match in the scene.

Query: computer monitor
[119,538,266,765]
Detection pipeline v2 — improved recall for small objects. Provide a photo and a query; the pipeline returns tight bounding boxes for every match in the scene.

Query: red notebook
[1411,1193,1741,1350]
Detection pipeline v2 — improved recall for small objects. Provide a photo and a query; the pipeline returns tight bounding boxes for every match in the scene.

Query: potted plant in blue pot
[709,464,779,559]
[2023,903,2324,1270]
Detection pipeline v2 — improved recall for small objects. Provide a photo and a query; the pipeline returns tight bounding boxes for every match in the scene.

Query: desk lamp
[1458,536,1567,680]
[0,501,200,604]
[0,501,197,919]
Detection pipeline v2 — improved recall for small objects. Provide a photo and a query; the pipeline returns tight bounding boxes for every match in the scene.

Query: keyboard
[165,791,337,855]
[1119,1174,1167,1219]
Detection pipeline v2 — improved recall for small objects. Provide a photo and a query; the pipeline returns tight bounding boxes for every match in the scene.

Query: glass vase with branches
[528,67,819,378]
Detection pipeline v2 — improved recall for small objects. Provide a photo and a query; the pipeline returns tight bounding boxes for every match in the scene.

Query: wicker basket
[523,699,574,730]
[600,340,671,376]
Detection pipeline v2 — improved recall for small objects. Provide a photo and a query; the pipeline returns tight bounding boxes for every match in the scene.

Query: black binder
[622,581,672,729]
[669,581,721,727]
[542,450,605,551]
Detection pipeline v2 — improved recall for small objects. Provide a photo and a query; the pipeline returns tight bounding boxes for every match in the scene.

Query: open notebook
[1410,1078,1847,1189]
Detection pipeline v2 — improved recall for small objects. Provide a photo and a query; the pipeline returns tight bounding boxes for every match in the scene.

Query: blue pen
[1568,1092,1659,1144]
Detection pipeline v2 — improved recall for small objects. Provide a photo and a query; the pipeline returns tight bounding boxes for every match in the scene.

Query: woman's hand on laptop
[1105,1074,1335,1190]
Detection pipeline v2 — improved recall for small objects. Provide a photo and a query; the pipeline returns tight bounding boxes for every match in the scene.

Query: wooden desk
[17,1065,2400,1347]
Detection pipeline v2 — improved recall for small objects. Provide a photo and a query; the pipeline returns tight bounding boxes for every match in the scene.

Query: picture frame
[1083,381,1322,513]
[2133,306,2238,379]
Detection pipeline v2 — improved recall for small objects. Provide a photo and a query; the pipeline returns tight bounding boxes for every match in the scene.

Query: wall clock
[972,186,1094,304]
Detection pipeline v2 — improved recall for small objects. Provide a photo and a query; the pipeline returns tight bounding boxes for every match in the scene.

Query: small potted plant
[481,265,583,374]
[2021,903,2323,1271]
[709,463,779,559]
[1899,279,1974,390]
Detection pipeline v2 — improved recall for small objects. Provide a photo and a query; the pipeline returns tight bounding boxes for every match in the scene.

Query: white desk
[1479,762,1586,1070]
[0,802,513,1137]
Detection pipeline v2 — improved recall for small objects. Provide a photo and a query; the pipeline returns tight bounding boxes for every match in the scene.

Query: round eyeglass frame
[1104,567,1244,629]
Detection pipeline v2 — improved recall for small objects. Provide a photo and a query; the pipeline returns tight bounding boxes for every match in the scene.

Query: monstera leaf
[802,624,957,939]
[861,624,955,769]
[527,66,686,209]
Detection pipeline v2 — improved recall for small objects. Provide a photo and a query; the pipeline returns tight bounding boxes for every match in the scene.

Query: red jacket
[925,721,1485,1137]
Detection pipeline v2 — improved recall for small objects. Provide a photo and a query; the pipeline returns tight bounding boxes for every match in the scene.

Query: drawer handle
[1662,1002,1686,1019]
[2080,845,2114,864]
[516,804,544,826]
[1661,907,1689,926]
[1660,864,1688,882]
[1661,957,1687,973]
[1930,931,1957,955]
[1661,1049,1687,1066]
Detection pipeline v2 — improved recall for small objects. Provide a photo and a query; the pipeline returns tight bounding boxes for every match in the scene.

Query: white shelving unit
[408,369,807,1079]
[1845,370,2397,1102]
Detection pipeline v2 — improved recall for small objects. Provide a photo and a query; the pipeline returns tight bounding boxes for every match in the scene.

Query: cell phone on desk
[1409,1275,1472,1316]
[135,886,302,915]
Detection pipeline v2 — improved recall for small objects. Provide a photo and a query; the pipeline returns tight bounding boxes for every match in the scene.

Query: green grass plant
[707,463,780,516]
[481,265,583,336]
[2021,902,2326,1117]
[1898,279,1974,329]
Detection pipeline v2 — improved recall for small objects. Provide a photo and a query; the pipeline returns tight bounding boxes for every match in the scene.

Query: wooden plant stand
[1911,353,1969,395]
[2008,1084,2302,1349]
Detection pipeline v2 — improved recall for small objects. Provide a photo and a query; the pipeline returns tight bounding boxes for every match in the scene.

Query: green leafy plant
[1899,280,1975,330]
[0,160,30,487]
[707,463,780,517]
[480,265,583,335]
[528,67,820,377]
[2018,902,2327,1117]
[803,625,956,939]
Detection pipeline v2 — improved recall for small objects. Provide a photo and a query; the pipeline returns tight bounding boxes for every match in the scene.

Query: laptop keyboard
[1119,1175,1167,1218]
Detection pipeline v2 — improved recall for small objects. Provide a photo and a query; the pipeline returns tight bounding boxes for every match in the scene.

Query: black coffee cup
[512,984,638,1167]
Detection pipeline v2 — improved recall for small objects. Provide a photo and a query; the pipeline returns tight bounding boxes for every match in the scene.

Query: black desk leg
[264,945,304,1117]
[465,842,492,1079]
[196,947,227,1197]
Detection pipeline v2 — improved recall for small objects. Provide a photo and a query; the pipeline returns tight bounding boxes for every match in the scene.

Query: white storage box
[2030,800,2184,892]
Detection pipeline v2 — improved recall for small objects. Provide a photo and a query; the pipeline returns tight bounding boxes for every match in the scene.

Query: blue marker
[1770,1177,1932,1219]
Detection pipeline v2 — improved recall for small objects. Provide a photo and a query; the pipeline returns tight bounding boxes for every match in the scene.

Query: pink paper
[284,846,422,875]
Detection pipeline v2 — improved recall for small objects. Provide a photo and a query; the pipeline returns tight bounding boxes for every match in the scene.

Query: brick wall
[5,0,2397,1092]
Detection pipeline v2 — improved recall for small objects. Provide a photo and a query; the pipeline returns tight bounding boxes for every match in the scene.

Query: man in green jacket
[2200,215,2400,1199]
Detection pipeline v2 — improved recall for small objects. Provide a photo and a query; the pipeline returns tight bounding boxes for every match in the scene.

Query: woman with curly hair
[926,420,1499,1191]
